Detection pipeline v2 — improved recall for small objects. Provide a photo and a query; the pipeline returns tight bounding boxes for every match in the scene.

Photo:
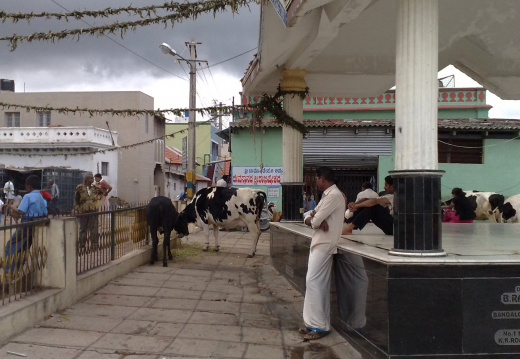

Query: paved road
[0,229,357,359]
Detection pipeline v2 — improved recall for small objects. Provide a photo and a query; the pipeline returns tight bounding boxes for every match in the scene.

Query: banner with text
[232,167,283,186]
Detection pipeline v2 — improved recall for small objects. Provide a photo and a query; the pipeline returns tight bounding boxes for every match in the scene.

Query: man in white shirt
[3,178,15,216]
[216,175,230,188]
[345,182,379,220]
[300,166,346,341]
[342,175,395,235]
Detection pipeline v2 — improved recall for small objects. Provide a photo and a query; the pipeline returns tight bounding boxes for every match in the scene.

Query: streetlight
[160,41,198,200]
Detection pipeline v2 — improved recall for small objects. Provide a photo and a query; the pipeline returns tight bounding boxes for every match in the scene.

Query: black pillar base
[281,183,303,221]
[389,170,445,256]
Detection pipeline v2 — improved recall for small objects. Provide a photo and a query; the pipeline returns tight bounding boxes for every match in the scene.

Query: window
[5,112,20,127]
[438,138,483,164]
[101,162,109,176]
[37,111,51,126]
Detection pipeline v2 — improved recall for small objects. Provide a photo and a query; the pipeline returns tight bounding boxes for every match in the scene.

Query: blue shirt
[17,190,48,219]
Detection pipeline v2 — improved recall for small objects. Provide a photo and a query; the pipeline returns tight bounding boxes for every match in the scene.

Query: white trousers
[303,248,333,332]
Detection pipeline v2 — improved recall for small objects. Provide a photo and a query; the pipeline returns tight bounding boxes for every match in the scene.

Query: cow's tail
[257,191,267,214]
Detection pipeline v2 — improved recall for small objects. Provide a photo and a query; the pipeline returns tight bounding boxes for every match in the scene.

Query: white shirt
[4,181,14,200]
[305,184,346,254]
[356,188,379,202]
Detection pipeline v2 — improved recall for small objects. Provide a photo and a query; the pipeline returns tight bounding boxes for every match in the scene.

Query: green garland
[250,85,309,135]
[0,119,212,157]
[0,0,253,51]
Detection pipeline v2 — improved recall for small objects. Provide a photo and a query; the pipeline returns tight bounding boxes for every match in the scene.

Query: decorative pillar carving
[280,69,306,221]
[391,0,445,256]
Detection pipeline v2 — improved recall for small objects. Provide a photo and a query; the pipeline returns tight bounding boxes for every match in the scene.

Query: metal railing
[0,218,49,305]
[76,205,148,274]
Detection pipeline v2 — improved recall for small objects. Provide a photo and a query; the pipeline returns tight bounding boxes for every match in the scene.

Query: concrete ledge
[0,246,153,344]
[75,246,152,301]
[0,288,63,343]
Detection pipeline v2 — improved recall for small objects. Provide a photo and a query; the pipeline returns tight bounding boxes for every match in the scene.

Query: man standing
[342,175,395,235]
[48,178,60,215]
[216,175,230,188]
[300,166,346,340]
[6,175,48,273]
[94,173,112,209]
[3,177,15,216]
[75,172,103,250]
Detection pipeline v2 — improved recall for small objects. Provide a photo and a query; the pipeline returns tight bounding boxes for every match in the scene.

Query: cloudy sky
[0,0,261,125]
[1,0,519,124]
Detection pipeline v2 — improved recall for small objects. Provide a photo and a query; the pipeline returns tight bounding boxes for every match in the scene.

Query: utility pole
[186,39,197,200]
[218,102,223,159]
[160,39,204,200]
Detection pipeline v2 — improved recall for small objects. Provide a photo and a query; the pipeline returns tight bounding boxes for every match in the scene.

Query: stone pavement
[0,229,359,359]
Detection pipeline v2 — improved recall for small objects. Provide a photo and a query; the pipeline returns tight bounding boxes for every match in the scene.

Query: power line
[49,0,188,82]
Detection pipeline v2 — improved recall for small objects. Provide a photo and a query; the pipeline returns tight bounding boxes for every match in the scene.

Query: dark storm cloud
[1,0,260,84]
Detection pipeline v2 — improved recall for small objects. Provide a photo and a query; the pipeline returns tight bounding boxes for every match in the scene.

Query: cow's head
[175,202,197,236]
[502,202,517,221]
[489,194,505,211]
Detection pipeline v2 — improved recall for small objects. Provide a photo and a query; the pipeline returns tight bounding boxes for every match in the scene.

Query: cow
[176,187,267,258]
[146,196,186,267]
[492,194,520,223]
[463,191,505,221]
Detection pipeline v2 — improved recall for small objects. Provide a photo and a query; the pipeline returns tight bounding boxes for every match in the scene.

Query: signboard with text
[232,166,283,187]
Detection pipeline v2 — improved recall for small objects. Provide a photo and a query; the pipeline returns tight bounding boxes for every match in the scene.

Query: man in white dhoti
[300,166,346,341]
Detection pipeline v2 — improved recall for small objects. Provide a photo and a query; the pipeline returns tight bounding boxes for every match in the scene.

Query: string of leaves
[0,0,253,51]
[251,85,309,135]
[0,97,310,134]
[0,119,211,157]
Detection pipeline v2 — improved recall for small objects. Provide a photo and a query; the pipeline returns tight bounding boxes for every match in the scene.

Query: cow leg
[202,224,211,251]
[163,231,170,267]
[150,227,159,265]
[213,225,220,252]
[246,220,261,258]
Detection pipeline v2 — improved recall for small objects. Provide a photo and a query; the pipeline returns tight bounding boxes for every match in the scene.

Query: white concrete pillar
[280,69,306,220]
[391,0,445,256]
[395,0,439,170]
[281,69,306,183]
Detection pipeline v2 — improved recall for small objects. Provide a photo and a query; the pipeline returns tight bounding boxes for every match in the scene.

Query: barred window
[5,112,20,127]
[37,111,51,126]
[438,138,483,164]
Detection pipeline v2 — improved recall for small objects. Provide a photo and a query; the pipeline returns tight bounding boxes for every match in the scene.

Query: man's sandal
[303,330,329,341]
[298,327,311,334]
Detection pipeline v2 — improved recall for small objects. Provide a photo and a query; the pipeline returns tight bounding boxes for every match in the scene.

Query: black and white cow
[492,194,520,223]
[464,191,505,221]
[146,196,186,267]
[177,187,267,258]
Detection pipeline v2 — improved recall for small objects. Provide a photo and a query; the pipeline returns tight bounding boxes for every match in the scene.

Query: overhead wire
[49,0,189,82]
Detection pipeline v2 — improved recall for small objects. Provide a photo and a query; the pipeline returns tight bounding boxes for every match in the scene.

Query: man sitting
[345,182,379,221]
[342,175,394,235]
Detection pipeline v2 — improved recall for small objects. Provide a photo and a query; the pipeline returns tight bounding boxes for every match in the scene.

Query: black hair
[94,173,102,178]
[222,175,229,181]
[362,182,372,190]
[384,175,393,186]
[452,187,465,197]
[316,166,335,183]
[25,175,41,190]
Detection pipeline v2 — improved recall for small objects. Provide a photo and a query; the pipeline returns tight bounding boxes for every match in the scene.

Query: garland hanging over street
[0,0,253,51]
[250,85,309,135]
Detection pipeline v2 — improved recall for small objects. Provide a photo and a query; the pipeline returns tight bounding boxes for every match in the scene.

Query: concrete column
[280,69,306,220]
[391,0,445,256]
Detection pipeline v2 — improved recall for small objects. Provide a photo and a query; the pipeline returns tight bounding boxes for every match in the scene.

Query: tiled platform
[270,222,520,359]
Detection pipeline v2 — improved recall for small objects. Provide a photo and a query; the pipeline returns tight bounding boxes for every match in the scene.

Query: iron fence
[0,218,49,305]
[76,205,148,274]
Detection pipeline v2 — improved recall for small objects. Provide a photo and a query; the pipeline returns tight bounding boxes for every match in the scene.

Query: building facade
[227,88,520,207]
[0,87,165,204]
